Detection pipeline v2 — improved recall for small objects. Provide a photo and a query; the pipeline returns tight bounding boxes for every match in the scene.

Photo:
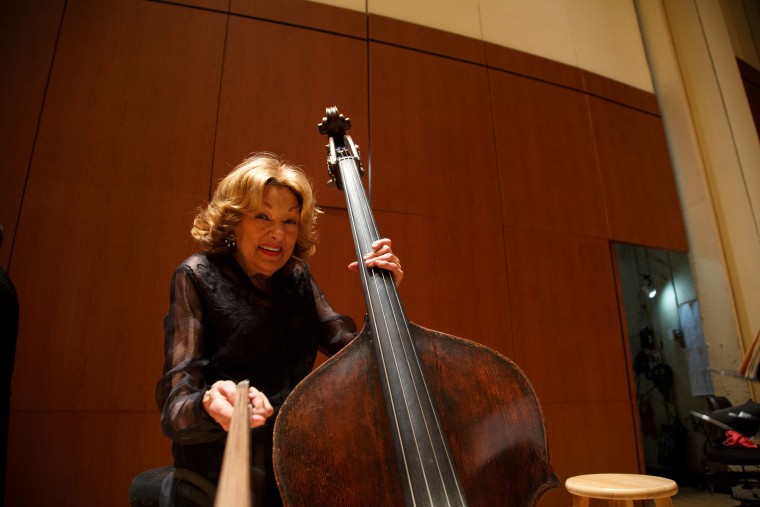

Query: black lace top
[156,252,356,504]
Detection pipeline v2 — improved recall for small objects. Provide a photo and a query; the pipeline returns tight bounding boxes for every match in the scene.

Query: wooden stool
[565,473,678,506]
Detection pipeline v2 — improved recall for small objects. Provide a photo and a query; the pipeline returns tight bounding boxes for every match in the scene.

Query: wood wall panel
[490,70,609,238]
[538,400,641,507]
[304,208,366,328]
[24,0,225,193]
[155,0,229,11]
[485,42,584,92]
[369,14,486,65]
[6,411,170,507]
[375,212,513,356]
[582,70,660,115]
[505,226,630,405]
[307,208,513,358]
[368,42,501,223]
[10,186,203,412]
[212,15,368,209]
[230,0,365,38]
[589,97,689,251]
[0,0,64,269]
[6,4,226,504]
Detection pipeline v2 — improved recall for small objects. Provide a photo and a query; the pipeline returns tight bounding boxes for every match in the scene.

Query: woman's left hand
[348,237,404,286]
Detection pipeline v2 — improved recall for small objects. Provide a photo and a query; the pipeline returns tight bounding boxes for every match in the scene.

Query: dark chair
[692,396,760,505]
[705,447,760,505]
[129,466,216,507]
[707,395,733,411]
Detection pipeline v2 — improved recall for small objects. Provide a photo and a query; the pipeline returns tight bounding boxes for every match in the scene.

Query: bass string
[338,158,417,494]
[380,276,466,505]
[339,155,462,504]
[343,162,432,502]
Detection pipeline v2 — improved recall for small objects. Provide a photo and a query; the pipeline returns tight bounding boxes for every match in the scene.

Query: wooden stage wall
[0,0,687,505]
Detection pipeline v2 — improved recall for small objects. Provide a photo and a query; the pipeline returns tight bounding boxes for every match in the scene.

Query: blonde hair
[192,153,320,259]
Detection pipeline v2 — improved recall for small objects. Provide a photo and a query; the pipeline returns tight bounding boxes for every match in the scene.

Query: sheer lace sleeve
[156,264,224,444]
[310,276,358,356]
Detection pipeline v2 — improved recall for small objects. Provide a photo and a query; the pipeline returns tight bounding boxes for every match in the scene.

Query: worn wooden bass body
[273,107,558,506]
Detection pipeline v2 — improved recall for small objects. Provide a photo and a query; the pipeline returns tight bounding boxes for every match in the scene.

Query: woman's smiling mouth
[259,244,282,256]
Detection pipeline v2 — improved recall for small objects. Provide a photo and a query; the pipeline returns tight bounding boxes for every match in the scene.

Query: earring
[224,234,236,249]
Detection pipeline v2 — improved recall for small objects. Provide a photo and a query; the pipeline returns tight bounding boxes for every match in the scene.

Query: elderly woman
[156,153,403,506]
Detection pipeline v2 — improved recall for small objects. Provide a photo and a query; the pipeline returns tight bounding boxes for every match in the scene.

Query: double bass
[273,107,558,506]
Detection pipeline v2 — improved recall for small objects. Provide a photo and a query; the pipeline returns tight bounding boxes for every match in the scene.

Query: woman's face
[234,185,300,287]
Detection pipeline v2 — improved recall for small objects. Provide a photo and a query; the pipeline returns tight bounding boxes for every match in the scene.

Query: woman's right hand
[202,380,274,431]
